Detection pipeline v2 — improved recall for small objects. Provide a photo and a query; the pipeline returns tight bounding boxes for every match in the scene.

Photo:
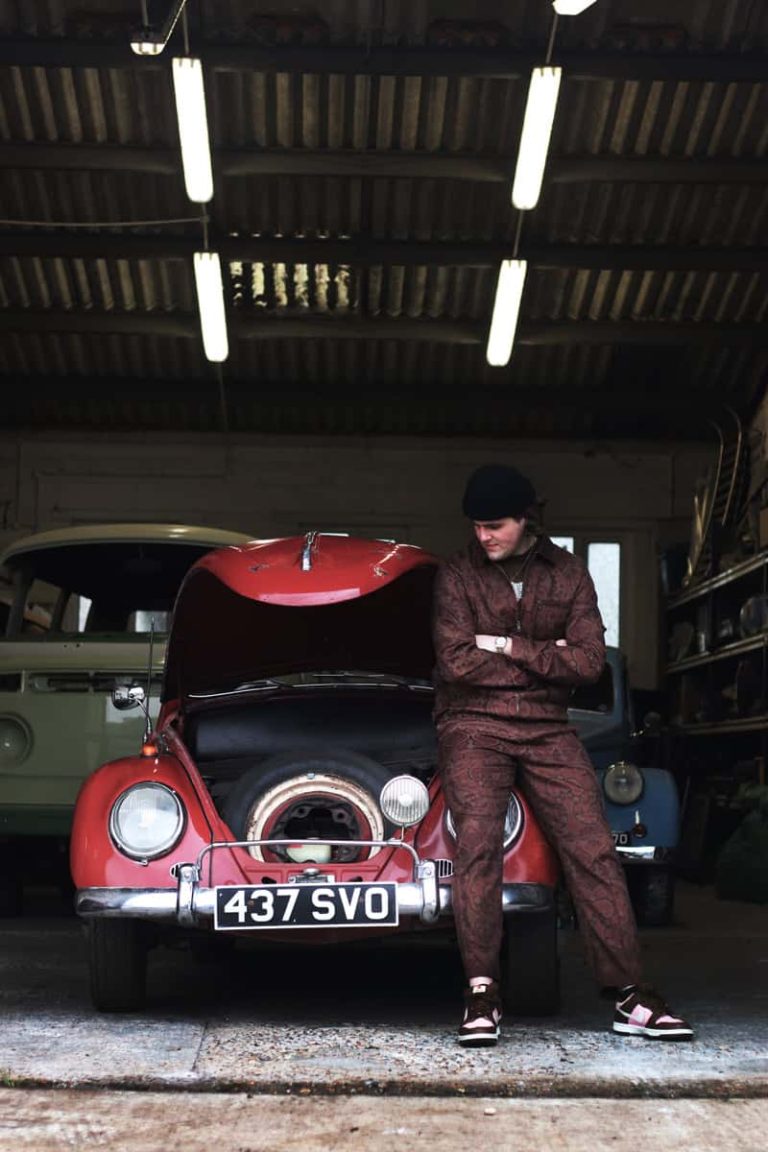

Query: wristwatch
[493,635,508,652]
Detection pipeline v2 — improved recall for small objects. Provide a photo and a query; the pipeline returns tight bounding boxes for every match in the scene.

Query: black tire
[88,919,148,1012]
[222,748,396,847]
[0,874,22,918]
[500,904,560,1016]
[631,865,675,927]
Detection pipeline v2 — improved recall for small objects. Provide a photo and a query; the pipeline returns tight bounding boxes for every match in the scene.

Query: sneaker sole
[613,1022,693,1040]
[459,1032,499,1047]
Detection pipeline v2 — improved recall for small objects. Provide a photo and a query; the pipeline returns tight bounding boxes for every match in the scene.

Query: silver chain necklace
[501,538,538,588]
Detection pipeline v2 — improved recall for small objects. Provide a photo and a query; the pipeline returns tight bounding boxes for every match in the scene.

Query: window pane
[550,536,574,553]
[588,542,620,647]
[77,596,92,631]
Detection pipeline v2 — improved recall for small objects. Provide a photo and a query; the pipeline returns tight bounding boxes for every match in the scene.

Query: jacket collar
[468,533,559,569]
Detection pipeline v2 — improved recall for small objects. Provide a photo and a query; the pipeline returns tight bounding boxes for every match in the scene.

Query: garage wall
[0,432,712,690]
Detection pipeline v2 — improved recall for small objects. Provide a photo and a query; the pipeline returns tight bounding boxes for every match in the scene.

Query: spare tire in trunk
[221,748,396,863]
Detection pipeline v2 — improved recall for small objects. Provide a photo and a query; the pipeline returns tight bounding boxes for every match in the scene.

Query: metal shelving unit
[665,553,768,876]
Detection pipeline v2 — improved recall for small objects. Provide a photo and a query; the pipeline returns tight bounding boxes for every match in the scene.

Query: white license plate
[214,882,399,930]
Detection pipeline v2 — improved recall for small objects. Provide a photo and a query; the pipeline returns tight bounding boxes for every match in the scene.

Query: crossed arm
[432,563,605,689]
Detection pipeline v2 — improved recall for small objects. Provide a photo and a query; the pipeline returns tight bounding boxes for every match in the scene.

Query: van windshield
[2,541,215,639]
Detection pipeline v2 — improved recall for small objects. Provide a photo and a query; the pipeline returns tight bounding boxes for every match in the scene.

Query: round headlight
[379,775,429,828]
[109,783,185,860]
[0,715,32,765]
[603,761,644,806]
[446,793,524,850]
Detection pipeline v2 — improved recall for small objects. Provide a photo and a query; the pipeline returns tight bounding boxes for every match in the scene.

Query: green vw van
[0,523,252,912]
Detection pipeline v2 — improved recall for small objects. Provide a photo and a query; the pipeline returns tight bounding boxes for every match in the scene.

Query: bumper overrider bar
[76,836,553,925]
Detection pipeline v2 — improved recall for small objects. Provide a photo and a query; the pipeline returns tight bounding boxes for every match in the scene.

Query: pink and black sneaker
[458,981,502,1047]
[613,985,694,1040]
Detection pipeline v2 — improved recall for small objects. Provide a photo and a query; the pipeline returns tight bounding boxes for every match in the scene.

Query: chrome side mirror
[112,683,146,711]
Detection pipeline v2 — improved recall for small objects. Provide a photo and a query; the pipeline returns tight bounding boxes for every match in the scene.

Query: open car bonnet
[163,534,439,699]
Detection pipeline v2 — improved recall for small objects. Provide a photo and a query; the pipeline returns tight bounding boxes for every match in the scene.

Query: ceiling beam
[2,310,766,346]
[0,375,744,417]
[3,143,766,185]
[0,39,764,82]
[1,232,764,272]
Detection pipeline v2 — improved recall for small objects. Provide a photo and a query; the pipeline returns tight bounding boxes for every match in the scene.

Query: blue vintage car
[569,647,679,926]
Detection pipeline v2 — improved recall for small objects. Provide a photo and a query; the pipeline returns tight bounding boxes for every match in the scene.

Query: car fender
[69,753,213,889]
[415,778,559,888]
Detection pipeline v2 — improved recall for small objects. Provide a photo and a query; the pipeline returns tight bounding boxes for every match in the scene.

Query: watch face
[495,636,506,650]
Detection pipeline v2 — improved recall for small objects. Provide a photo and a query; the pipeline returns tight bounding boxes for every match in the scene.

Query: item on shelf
[684,408,751,587]
[669,621,694,663]
[735,657,765,717]
[760,507,768,549]
[716,618,736,644]
[739,593,768,638]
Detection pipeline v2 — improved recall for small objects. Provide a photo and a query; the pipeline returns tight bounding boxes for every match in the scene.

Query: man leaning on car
[431,463,694,1047]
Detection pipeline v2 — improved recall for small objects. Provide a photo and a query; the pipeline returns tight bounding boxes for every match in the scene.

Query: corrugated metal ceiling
[0,0,766,438]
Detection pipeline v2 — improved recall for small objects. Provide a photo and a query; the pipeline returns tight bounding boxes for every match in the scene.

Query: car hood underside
[164,564,437,699]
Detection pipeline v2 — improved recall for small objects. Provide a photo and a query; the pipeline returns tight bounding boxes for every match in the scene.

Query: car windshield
[2,541,220,640]
[569,663,614,714]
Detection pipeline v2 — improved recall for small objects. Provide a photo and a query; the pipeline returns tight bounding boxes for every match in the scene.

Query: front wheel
[500,905,560,1016]
[88,920,148,1012]
[0,874,22,918]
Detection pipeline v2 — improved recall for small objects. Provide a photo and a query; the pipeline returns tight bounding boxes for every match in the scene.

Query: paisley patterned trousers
[438,719,643,989]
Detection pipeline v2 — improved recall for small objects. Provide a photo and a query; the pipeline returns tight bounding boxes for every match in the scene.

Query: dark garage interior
[0,0,767,1131]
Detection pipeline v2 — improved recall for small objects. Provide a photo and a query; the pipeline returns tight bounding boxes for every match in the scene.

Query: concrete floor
[0,880,766,1149]
[0,1092,767,1152]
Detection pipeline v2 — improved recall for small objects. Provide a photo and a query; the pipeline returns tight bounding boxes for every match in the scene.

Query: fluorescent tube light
[486,259,527,367]
[511,66,562,210]
[171,56,214,203]
[553,1,598,15]
[193,252,229,362]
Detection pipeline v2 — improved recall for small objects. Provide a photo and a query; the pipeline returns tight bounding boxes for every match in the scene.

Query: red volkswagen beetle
[71,533,559,1012]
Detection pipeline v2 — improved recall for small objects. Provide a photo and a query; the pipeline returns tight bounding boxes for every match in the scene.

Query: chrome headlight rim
[603,760,644,806]
[109,781,186,861]
[379,774,430,829]
[445,792,524,850]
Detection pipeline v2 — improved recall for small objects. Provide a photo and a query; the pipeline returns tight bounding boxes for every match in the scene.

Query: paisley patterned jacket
[432,535,606,726]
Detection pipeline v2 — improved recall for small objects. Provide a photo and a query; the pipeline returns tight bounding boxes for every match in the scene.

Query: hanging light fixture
[511,66,562,210]
[171,56,214,203]
[486,259,527,367]
[130,0,189,55]
[193,252,229,362]
[552,1,598,15]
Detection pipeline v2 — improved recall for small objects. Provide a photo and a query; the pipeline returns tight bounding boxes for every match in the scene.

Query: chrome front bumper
[615,845,674,863]
[76,834,552,926]
[76,879,552,924]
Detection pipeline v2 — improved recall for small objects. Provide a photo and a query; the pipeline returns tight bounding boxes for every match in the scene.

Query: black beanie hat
[462,464,536,521]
